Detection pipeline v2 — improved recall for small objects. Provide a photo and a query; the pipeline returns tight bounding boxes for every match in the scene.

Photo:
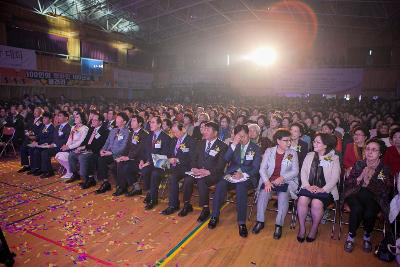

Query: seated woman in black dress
[296,133,340,242]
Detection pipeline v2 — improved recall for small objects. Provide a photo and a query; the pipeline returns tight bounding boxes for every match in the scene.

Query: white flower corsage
[319,155,333,167]
[377,170,385,182]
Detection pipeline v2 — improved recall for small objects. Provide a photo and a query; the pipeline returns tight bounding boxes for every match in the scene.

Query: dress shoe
[273,225,282,240]
[65,175,80,183]
[112,187,127,196]
[33,170,43,176]
[161,206,179,215]
[239,224,248,238]
[208,217,219,229]
[27,169,38,175]
[144,200,158,210]
[197,207,210,223]
[362,240,372,253]
[143,192,151,204]
[297,230,306,243]
[40,172,55,179]
[344,240,354,253]
[81,178,96,189]
[178,203,193,217]
[95,181,111,194]
[125,188,142,197]
[252,221,264,234]
[306,231,318,242]
[18,166,30,173]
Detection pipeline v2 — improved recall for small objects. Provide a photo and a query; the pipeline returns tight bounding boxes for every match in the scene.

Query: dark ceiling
[12,0,400,46]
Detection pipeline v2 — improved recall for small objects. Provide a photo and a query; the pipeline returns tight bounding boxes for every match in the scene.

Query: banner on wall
[0,67,97,86]
[113,68,153,89]
[0,45,37,70]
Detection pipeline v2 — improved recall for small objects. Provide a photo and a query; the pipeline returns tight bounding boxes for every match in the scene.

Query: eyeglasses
[365,148,380,153]
[280,139,292,143]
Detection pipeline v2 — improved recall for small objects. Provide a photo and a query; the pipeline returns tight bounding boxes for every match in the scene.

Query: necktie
[88,128,97,145]
[175,138,182,155]
[152,133,157,146]
[240,145,246,164]
[114,128,120,140]
[205,141,212,155]
[59,124,63,131]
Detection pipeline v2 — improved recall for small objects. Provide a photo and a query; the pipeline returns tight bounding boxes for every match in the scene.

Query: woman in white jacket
[56,111,88,180]
[296,133,340,243]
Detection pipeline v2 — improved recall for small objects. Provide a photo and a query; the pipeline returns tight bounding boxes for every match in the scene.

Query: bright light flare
[244,47,278,66]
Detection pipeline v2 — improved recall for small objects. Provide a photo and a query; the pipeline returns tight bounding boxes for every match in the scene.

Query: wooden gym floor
[0,158,395,267]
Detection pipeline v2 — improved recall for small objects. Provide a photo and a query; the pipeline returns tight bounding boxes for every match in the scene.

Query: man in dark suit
[139,116,172,210]
[105,110,116,130]
[161,122,196,215]
[18,107,43,173]
[26,112,55,176]
[178,121,228,223]
[67,111,109,185]
[4,105,25,146]
[95,112,130,194]
[33,111,71,177]
[113,115,148,196]
[208,125,262,237]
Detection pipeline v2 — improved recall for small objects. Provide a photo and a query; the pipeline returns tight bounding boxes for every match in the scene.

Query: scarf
[308,152,326,188]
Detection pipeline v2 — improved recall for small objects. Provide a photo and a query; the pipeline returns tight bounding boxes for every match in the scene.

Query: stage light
[244,47,277,66]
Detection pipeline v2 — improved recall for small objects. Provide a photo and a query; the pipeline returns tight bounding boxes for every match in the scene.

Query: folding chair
[0,127,16,158]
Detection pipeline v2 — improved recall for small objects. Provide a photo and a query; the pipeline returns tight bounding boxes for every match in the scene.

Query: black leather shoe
[161,206,179,215]
[239,224,248,238]
[18,166,30,173]
[27,169,38,175]
[297,230,306,243]
[273,225,282,240]
[40,172,55,179]
[144,200,158,210]
[33,170,43,176]
[81,178,96,189]
[197,207,210,223]
[112,187,127,196]
[95,181,111,194]
[178,203,193,217]
[208,217,219,229]
[65,176,80,183]
[125,188,142,197]
[143,193,151,204]
[306,231,318,243]
[252,221,264,234]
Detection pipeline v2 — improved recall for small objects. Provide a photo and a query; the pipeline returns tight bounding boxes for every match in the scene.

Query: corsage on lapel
[215,146,220,153]
[132,135,140,143]
[283,153,294,165]
[295,145,301,152]
[377,170,385,182]
[319,155,333,167]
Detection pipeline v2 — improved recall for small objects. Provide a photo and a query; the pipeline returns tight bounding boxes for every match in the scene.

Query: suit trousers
[40,147,59,173]
[115,160,140,190]
[183,174,220,207]
[256,188,289,226]
[68,152,98,178]
[211,179,252,224]
[167,167,187,208]
[97,155,115,181]
[141,165,164,201]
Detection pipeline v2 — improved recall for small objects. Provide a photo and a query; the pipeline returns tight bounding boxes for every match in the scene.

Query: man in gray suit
[95,112,130,194]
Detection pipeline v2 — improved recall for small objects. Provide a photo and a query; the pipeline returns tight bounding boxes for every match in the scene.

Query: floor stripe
[155,203,229,267]
[26,230,117,266]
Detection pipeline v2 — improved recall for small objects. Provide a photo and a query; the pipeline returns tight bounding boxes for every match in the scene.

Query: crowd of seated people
[0,94,400,260]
